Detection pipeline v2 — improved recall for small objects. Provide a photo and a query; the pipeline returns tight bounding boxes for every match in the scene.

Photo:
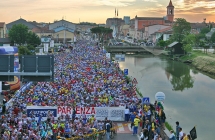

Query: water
[119,55,215,140]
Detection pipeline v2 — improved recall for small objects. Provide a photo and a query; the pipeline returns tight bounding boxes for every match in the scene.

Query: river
[119,55,215,140]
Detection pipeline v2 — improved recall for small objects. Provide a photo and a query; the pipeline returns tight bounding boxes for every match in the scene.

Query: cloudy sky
[0,0,214,24]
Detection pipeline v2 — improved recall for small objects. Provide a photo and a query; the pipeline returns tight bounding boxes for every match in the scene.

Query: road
[113,122,139,140]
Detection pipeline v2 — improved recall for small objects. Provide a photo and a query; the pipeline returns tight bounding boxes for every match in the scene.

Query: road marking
[117,123,124,131]
[127,123,132,131]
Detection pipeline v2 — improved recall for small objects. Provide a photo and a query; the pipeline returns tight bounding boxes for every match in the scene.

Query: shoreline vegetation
[178,50,215,76]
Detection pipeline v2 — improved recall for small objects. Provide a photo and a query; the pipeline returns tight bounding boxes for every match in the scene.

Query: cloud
[143,0,158,2]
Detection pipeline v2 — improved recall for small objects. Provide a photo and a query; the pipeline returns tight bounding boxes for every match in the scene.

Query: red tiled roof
[0,22,5,28]
[32,27,54,33]
[156,26,172,33]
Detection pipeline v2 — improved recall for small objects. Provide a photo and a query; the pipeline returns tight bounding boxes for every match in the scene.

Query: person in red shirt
[13,106,19,116]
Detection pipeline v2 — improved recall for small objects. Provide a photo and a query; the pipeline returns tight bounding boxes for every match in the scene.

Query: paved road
[112,133,139,140]
[114,122,139,140]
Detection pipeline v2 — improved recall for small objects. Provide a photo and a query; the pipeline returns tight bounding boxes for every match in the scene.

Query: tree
[158,40,168,48]
[200,27,210,34]
[182,34,196,53]
[90,27,112,44]
[9,24,28,45]
[172,18,191,43]
[200,40,209,54]
[211,32,215,53]
[18,46,32,55]
[26,31,41,47]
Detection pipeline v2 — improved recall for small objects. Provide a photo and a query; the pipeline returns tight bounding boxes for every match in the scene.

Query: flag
[190,126,197,139]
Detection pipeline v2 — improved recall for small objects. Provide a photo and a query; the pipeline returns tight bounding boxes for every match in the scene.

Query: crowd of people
[0,40,142,140]
[0,39,194,140]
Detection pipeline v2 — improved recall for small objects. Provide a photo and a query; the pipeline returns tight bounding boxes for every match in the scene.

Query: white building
[144,25,170,41]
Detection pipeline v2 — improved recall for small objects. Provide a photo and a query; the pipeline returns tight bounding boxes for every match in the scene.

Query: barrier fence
[56,123,130,140]
[5,82,33,109]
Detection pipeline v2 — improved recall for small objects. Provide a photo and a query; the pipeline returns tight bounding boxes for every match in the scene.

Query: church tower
[166,0,174,22]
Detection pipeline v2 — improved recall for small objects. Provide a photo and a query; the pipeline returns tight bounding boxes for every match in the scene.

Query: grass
[136,88,143,98]
[165,122,175,134]
[179,50,207,61]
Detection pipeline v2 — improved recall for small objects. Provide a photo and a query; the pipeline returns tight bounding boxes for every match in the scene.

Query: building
[0,38,11,46]
[152,26,172,42]
[106,18,124,28]
[134,0,174,31]
[120,25,130,37]
[206,28,215,39]
[144,25,171,40]
[168,42,184,55]
[49,19,76,31]
[123,16,130,25]
[0,22,6,38]
[190,23,208,34]
[6,18,36,31]
[53,26,75,43]
[32,24,54,38]
[106,18,125,36]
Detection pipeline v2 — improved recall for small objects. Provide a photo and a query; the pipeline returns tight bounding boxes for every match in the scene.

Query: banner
[27,106,57,120]
[27,106,125,121]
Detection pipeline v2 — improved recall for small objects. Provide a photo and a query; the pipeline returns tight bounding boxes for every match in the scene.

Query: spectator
[176,121,180,140]
[133,115,140,135]
[169,130,176,140]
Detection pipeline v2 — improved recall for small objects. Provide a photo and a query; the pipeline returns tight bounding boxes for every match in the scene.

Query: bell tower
[167,0,174,22]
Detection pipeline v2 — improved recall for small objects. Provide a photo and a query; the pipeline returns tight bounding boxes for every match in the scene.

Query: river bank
[179,50,215,75]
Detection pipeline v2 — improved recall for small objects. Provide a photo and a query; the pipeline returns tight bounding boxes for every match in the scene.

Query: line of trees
[158,18,215,54]
[90,27,113,45]
[8,24,41,55]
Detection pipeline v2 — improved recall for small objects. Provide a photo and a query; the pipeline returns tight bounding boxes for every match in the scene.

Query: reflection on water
[165,60,194,91]
[119,55,215,140]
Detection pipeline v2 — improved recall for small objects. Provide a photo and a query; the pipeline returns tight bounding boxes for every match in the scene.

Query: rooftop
[135,16,164,20]
[6,18,36,29]
[0,22,5,28]
[167,0,174,7]
[156,26,172,33]
[168,41,178,47]
[53,26,75,33]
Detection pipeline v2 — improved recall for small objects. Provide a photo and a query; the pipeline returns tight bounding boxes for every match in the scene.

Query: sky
[0,0,214,24]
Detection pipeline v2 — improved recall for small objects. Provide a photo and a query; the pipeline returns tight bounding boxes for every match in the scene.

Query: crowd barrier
[57,123,130,140]
[27,106,126,121]
[6,82,33,109]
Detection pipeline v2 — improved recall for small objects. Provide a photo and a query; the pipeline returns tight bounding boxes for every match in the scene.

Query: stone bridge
[106,45,165,55]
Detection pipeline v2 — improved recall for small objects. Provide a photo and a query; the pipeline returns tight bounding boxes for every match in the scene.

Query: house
[53,26,75,43]
[6,18,36,31]
[153,26,172,42]
[144,25,171,41]
[190,23,208,33]
[32,25,54,38]
[49,19,76,31]
[168,42,184,55]
[0,22,6,38]
[206,28,215,39]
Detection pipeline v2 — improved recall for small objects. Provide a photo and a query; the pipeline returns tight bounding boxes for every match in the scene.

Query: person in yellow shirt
[133,115,140,135]
[89,115,95,124]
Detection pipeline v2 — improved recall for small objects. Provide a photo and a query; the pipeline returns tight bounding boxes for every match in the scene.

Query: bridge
[105,45,165,55]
